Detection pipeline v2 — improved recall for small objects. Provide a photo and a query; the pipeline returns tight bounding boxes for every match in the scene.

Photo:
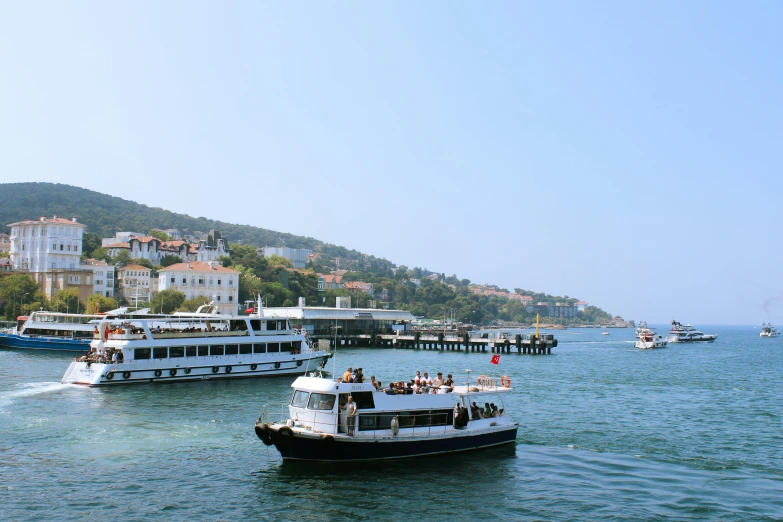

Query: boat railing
[259,404,498,439]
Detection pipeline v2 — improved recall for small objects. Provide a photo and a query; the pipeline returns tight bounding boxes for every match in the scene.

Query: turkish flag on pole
[491,354,500,364]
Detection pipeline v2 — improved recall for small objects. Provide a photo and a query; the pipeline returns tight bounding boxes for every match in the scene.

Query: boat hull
[635,340,667,349]
[261,424,518,462]
[61,353,332,386]
[0,333,91,352]
[667,336,717,343]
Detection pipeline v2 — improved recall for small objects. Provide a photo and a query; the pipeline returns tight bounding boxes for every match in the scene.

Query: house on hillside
[158,261,240,315]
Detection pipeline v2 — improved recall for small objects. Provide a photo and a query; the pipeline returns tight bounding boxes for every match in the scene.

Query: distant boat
[601,331,610,336]
[635,321,649,339]
[760,323,780,338]
[667,321,717,343]
[636,330,668,349]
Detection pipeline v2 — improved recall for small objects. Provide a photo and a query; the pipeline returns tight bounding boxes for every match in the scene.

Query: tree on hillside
[149,229,174,242]
[87,294,118,313]
[160,255,182,267]
[51,289,86,314]
[259,282,291,307]
[81,232,103,259]
[149,289,185,314]
[110,250,133,267]
[0,273,46,319]
[265,255,293,268]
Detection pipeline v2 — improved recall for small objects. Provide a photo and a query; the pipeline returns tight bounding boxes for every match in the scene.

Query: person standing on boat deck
[343,367,353,383]
[414,371,421,383]
[471,402,481,420]
[345,396,357,436]
[355,368,364,383]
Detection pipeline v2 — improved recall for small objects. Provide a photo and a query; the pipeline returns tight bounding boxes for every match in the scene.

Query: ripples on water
[1,326,782,520]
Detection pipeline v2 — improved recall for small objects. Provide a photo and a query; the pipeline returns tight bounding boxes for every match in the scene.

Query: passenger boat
[0,311,104,351]
[61,314,331,386]
[760,323,780,338]
[635,321,649,338]
[667,321,717,343]
[635,329,667,349]
[254,372,518,461]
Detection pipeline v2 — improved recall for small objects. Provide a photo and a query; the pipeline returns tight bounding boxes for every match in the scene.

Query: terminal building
[261,306,415,338]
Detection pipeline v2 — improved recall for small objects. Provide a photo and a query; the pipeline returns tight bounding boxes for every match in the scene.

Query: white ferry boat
[255,372,518,461]
[760,323,780,338]
[61,314,331,386]
[667,321,717,343]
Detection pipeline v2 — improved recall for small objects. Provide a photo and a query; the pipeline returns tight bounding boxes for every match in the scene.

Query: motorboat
[760,323,780,338]
[0,311,105,351]
[667,321,717,343]
[255,372,518,461]
[635,321,649,339]
[61,313,331,386]
[635,330,668,349]
[601,331,609,336]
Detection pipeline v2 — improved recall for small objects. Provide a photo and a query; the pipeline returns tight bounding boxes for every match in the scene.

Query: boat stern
[61,361,111,385]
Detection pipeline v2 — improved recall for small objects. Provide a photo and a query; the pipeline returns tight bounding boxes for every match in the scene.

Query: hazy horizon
[2,2,781,325]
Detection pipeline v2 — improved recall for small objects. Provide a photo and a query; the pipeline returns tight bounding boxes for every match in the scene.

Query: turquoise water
[1,326,782,520]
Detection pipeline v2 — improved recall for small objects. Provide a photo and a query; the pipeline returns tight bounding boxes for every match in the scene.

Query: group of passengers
[339,367,365,384]
[78,346,124,364]
[470,401,503,419]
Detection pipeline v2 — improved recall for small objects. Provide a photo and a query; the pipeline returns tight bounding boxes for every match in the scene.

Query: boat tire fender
[250,364,257,371]
[184,367,191,374]
[274,362,281,369]
[212,366,219,374]
[321,434,335,444]
[169,369,177,377]
[296,360,303,367]
[256,424,274,446]
[105,372,114,380]
[123,371,131,379]
[278,426,293,439]
[154,369,162,377]
[225,365,232,374]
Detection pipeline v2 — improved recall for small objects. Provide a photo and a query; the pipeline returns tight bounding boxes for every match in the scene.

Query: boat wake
[0,382,79,411]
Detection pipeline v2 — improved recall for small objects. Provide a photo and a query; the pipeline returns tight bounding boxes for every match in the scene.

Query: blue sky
[1,2,781,324]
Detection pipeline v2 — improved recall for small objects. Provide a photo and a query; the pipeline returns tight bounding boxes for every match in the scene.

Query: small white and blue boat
[0,311,102,351]
[255,372,518,461]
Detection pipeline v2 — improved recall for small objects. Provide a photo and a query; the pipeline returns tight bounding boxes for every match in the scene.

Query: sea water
[1,326,781,520]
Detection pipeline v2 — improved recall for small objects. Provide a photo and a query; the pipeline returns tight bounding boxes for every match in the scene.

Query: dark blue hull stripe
[0,334,90,351]
[271,427,518,461]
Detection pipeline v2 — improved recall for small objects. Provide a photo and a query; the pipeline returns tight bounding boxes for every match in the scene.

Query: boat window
[307,393,336,411]
[280,342,292,352]
[225,344,239,355]
[170,346,185,358]
[229,320,247,332]
[278,320,287,331]
[253,343,266,353]
[291,390,309,408]
[292,341,302,352]
[198,346,209,356]
[350,391,375,409]
[211,345,225,356]
[135,348,151,360]
[267,342,280,353]
[249,320,262,332]
[186,346,197,357]
[153,347,168,359]
[267,321,277,331]
[239,344,252,355]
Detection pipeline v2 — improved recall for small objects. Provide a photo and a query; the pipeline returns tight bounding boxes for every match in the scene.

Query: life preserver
[105,372,114,380]
[500,375,511,388]
[154,369,162,377]
[296,360,303,367]
[274,362,281,369]
[225,365,232,373]
[123,371,131,379]
[250,364,258,371]
[477,374,488,385]
[184,368,191,374]
[169,369,177,377]
[212,366,219,374]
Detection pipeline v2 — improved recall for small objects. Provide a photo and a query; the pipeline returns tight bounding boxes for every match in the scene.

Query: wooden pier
[314,332,557,355]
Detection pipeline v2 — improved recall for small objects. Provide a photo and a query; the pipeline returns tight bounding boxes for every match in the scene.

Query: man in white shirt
[422,372,433,385]
[433,372,444,387]
[345,396,357,436]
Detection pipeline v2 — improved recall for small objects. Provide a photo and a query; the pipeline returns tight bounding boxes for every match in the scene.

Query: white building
[81,258,115,297]
[101,231,145,247]
[262,246,312,269]
[158,261,240,315]
[8,216,86,271]
[117,264,154,304]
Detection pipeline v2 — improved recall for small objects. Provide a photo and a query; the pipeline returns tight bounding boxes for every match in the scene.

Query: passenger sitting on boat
[385,383,396,395]
[419,382,430,394]
[445,374,454,386]
[422,372,432,384]
[498,408,504,417]
[471,402,481,420]
[484,403,492,418]
[433,373,444,386]
[370,375,376,387]
[490,404,499,418]
[111,350,118,363]
[374,380,382,391]
[414,371,421,383]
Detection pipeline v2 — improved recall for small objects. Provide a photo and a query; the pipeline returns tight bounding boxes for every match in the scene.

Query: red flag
[491,354,500,364]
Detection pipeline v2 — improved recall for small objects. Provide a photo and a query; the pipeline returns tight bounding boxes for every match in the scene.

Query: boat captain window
[291,391,309,408]
[307,393,336,411]
[135,348,151,360]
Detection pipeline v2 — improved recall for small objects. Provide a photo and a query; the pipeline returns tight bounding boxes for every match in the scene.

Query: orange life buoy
[500,375,511,388]
[477,374,488,385]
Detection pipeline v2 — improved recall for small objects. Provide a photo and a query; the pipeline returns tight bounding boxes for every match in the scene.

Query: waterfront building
[158,261,240,315]
[103,230,226,265]
[117,264,154,305]
[194,230,228,262]
[317,274,344,292]
[551,303,578,319]
[81,258,115,297]
[343,281,374,297]
[261,305,415,337]
[261,246,312,269]
[101,232,145,248]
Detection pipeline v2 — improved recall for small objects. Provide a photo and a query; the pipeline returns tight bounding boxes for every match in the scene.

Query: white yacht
[61,314,331,386]
[635,329,668,349]
[635,321,649,339]
[667,321,717,343]
[255,372,518,461]
[760,323,780,338]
